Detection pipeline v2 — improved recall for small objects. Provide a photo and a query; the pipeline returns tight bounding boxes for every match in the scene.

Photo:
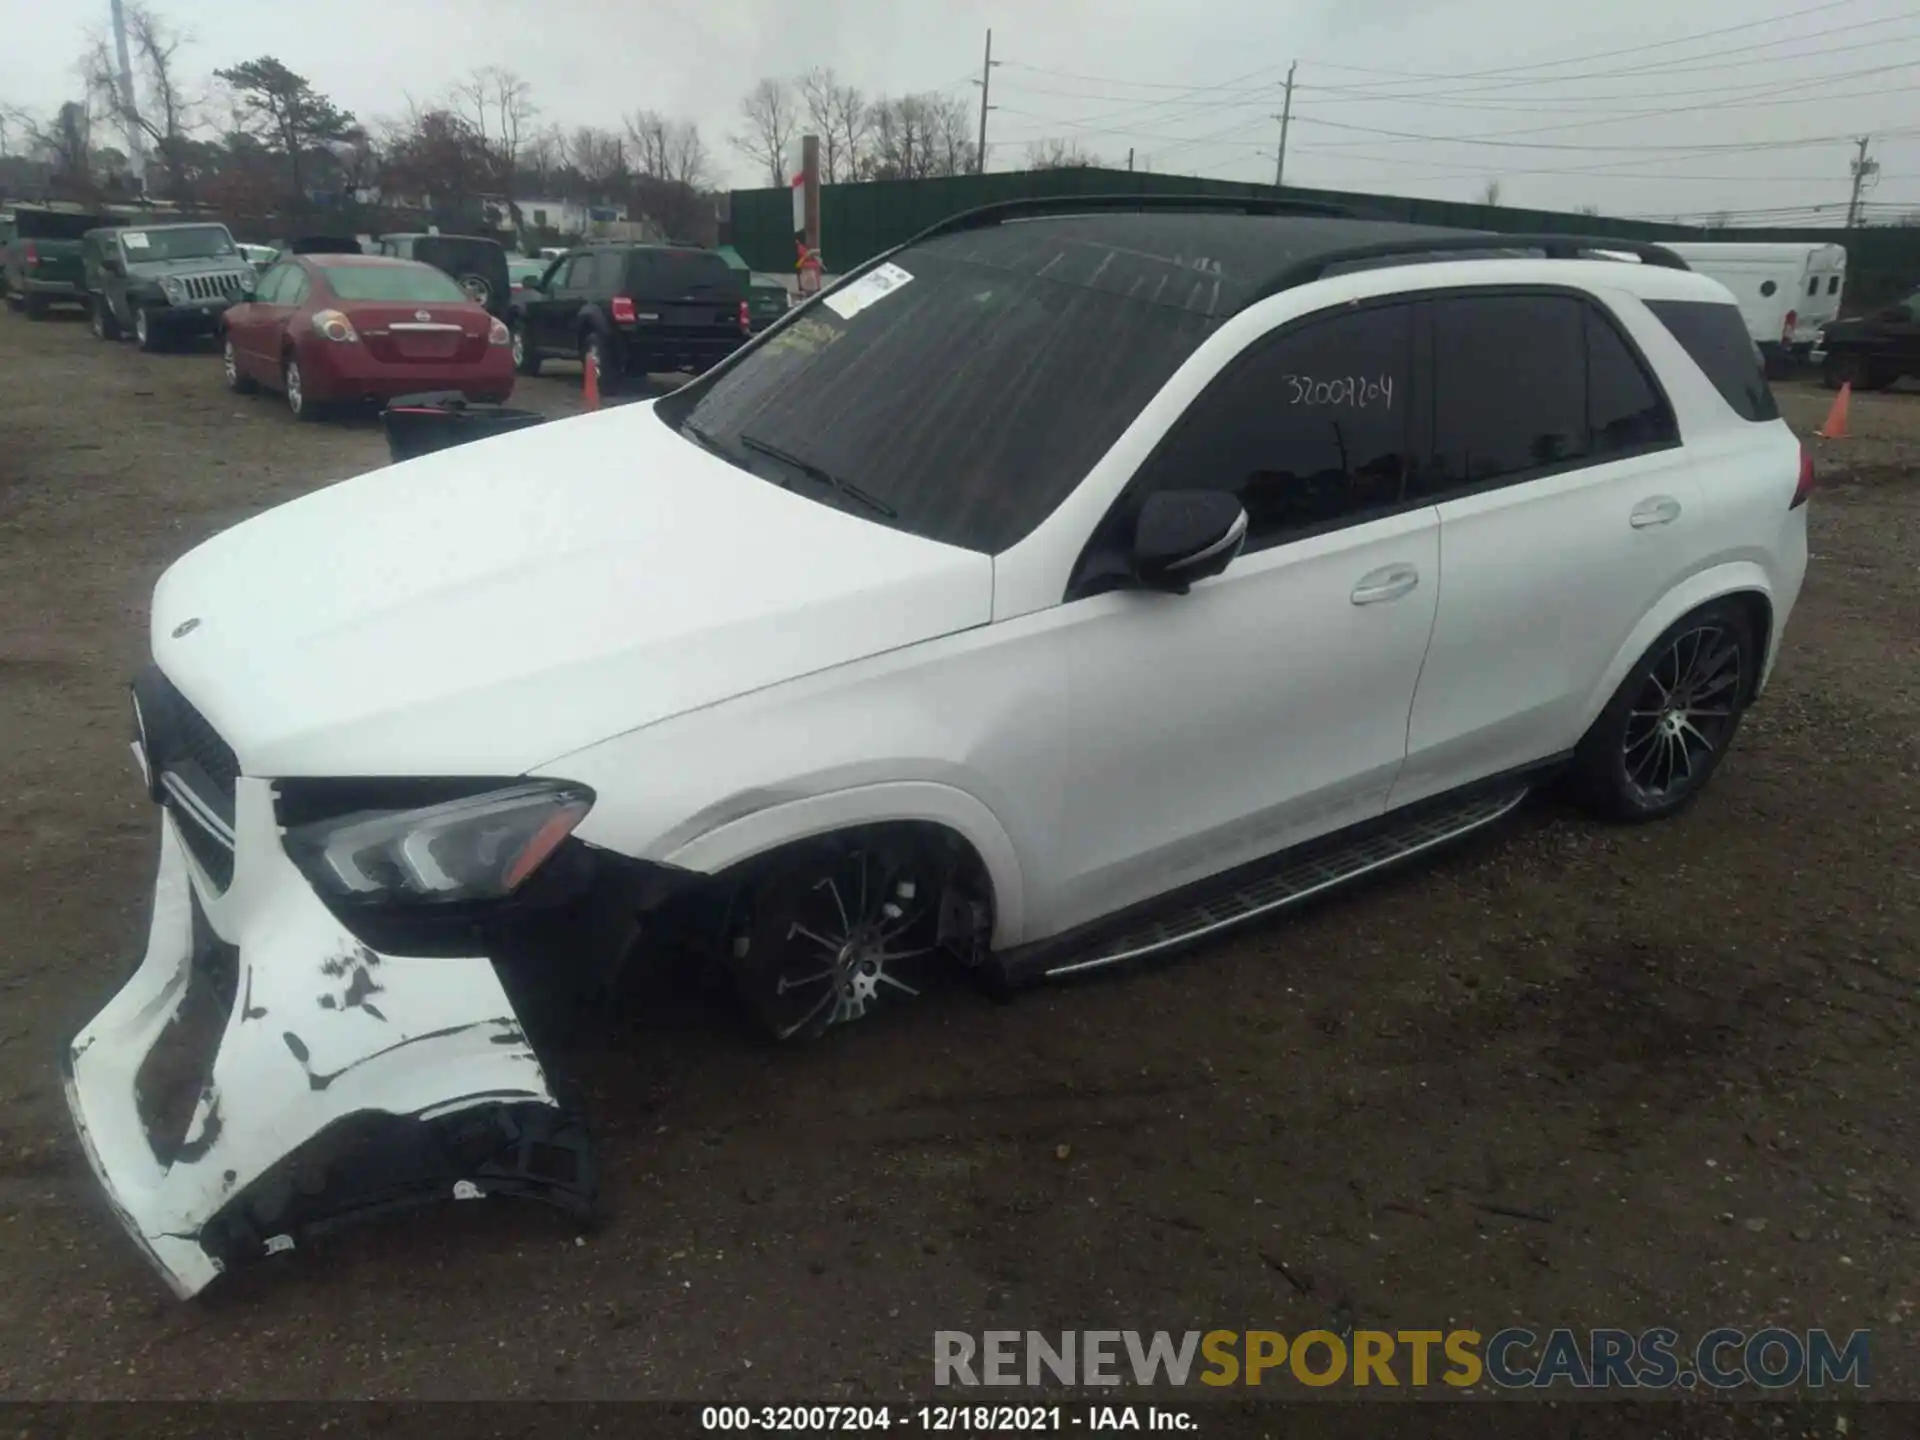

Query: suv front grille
[133,667,240,891]
[177,272,247,303]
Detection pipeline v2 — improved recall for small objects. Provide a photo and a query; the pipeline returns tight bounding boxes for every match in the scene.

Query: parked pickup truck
[2,205,110,318]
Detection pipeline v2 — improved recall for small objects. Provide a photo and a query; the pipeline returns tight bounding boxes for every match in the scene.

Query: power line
[1287,112,1920,153]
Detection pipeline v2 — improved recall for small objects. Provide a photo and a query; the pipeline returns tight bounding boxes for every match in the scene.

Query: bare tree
[798,67,872,184]
[567,125,626,188]
[83,3,203,201]
[926,92,977,177]
[452,67,535,228]
[870,93,975,179]
[1479,179,1502,206]
[1026,137,1101,170]
[625,109,710,188]
[732,77,797,187]
[20,100,96,196]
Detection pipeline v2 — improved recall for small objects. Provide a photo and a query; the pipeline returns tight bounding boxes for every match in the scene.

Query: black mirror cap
[1132,490,1248,593]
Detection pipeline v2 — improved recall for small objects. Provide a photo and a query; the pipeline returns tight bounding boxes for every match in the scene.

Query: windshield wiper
[737,433,896,518]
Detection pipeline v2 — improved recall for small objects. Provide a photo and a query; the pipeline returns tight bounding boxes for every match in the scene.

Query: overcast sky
[0,0,1912,224]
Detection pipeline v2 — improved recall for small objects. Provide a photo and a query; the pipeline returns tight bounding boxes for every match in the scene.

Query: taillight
[487,317,510,346]
[738,300,751,333]
[22,242,38,268]
[610,295,635,323]
[310,309,359,343]
[1783,309,1798,344]
[1791,445,1814,509]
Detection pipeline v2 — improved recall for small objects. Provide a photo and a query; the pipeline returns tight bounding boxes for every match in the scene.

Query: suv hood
[150,405,995,777]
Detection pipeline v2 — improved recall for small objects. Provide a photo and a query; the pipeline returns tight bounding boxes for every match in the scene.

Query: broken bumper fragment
[63,779,594,1298]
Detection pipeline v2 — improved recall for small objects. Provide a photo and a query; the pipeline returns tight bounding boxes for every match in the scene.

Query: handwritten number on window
[1282,374,1394,409]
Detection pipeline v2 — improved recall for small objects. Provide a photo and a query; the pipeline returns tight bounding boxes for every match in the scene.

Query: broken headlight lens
[283,782,593,905]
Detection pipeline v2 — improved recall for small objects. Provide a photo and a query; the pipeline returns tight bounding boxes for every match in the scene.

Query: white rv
[1665,242,1846,375]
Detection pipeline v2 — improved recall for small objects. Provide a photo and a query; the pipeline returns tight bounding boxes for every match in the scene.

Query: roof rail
[1255,231,1690,301]
[901,192,1358,249]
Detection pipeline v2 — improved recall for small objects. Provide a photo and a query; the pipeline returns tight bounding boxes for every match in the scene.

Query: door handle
[1630,496,1683,529]
[1351,564,1420,605]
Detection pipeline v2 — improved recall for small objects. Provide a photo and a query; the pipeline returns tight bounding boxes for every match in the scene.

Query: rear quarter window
[1644,299,1780,422]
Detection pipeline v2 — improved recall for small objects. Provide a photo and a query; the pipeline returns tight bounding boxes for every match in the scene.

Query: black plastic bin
[380,392,549,464]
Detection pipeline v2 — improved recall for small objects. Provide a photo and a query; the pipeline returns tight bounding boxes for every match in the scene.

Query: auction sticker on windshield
[122,232,150,249]
[824,262,913,321]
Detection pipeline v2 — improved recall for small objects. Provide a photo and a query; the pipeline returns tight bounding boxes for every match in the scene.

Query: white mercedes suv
[66,197,1810,1297]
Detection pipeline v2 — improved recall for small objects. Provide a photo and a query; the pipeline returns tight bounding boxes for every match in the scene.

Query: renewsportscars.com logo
[933,1328,1872,1391]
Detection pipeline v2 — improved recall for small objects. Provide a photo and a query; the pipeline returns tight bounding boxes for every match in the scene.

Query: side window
[1828,276,1840,296]
[284,271,311,306]
[1429,294,1587,489]
[1807,277,1820,297]
[555,254,586,289]
[255,264,292,303]
[1130,302,1415,553]
[1585,305,1678,458]
[591,251,625,292]
[1759,280,1778,298]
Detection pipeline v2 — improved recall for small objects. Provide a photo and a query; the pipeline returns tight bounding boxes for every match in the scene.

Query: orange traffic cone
[582,348,601,412]
[1816,380,1850,440]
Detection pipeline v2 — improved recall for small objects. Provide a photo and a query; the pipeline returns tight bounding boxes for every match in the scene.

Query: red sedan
[221,253,516,420]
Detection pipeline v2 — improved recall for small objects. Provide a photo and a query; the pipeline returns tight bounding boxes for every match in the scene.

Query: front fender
[1579,561,1776,727]
[661,781,1028,949]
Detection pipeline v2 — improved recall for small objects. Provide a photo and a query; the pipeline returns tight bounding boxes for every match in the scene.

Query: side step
[1042,786,1531,981]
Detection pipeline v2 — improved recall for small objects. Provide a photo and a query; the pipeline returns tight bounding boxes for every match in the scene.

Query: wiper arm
[737,433,897,518]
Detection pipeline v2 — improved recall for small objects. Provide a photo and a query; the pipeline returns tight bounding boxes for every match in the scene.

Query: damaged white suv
[67,197,1810,1297]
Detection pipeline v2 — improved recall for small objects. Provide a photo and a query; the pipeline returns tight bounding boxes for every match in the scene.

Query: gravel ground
[0,311,1916,1416]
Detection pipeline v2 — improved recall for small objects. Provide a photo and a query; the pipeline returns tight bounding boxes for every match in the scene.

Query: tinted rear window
[16,209,105,241]
[625,249,743,299]
[1644,299,1779,421]
[663,237,1219,553]
[318,263,468,303]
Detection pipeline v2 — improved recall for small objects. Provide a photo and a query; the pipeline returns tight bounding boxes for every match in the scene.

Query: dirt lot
[0,308,1917,1412]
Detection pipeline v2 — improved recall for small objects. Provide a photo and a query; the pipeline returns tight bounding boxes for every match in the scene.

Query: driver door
[1046,299,1441,934]
[231,263,291,378]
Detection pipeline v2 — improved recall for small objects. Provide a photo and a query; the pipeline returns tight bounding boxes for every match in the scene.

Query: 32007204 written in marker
[1282,372,1394,408]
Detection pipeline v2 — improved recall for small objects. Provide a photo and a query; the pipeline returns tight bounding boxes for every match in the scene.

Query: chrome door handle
[1351,564,1419,605]
[1630,496,1683,529]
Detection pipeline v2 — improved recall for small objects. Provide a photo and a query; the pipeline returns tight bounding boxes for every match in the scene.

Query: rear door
[1393,288,1696,807]
[534,252,590,351]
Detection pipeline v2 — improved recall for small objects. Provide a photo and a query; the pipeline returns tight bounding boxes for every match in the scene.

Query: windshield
[317,262,469,303]
[662,234,1220,553]
[121,225,236,262]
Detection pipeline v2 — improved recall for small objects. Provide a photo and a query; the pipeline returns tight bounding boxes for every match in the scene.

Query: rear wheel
[284,356,324,421]
[511,320,540,376]
[91,296,120,341]
[1823,350,1894,392]
[1569,601,1755,823]
[223,335,256,394]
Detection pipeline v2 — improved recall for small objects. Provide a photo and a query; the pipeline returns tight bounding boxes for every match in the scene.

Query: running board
[1042,786,1531,980]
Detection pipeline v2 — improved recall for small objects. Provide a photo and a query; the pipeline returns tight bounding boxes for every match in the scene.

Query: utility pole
[1272,62,1296,188]
[1845,136,1879,228]
[973,28,999,175]
[109,0,148,186]
[1127,147,1135,171]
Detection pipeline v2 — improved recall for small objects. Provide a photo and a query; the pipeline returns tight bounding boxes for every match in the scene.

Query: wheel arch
[659,781,1025,948]
[1581,564,1776,729]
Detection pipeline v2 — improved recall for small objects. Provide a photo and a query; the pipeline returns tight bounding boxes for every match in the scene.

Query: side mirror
[1131,490,1248,593]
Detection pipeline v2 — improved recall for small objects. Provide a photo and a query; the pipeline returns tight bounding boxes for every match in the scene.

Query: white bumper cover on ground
[63,780,561,1298]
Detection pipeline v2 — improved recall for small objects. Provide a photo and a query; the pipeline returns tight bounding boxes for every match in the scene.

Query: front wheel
[511,321,540,376]
[134,307,167,352]
[1569,601,1756,823]
[726,831,947,1042]
[223,336,256,394]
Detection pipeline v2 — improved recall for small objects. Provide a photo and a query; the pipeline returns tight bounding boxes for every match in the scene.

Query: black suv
[510,243,749,384]
[1817,285,1920,391]
[82,221,255,350]
[375,233,511,318]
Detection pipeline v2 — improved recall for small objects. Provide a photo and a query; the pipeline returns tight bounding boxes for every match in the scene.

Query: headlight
[161,276,185,301]
[283,782,593,905]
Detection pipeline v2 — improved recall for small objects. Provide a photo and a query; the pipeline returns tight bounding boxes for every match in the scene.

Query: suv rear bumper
[613,325,746,374]
[21,276,85,298]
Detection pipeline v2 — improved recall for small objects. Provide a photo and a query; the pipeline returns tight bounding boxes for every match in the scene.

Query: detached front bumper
[64,777,593,1299]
